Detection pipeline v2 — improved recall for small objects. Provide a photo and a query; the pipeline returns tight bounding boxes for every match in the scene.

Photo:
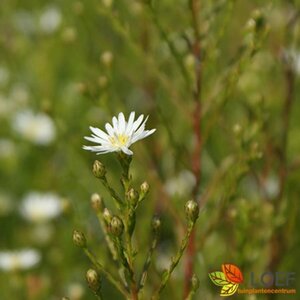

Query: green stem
[185,288,196,300]
[95,291,103,300]
[152,221,196,299]
[83,247,129,298]
[138,232,158,290]
[117,153,138,300]
[101,176,123,208]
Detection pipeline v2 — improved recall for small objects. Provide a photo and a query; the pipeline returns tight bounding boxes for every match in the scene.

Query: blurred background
[0,0,299,299]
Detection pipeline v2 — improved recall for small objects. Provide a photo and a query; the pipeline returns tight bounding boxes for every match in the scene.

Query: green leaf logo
[208,271,230,286]
[209,264,242,297]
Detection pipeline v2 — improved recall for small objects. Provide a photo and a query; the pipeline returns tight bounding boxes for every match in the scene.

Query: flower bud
[110,216,124,237]
[128,188,139,206]
[252,9,265,30]
[73,230,87,248]
[151,215,161,232]
[103,208,112,223]
[91,193,104,212]
[93,160,106,178]
[86,268,101,292]
[140,181,149,195]
[62,297,70,300]
[191,273,200,290]
[185,200,199,222]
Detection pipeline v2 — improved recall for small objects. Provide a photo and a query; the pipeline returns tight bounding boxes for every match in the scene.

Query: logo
[209,263,296,296]
[209,263,243,297]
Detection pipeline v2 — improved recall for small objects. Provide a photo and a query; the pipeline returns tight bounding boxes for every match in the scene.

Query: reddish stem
[184,0,202,297]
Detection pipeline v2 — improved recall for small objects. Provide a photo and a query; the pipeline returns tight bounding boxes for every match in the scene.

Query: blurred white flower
[12,109,56,145]
[264,176,279,199]
[0,249,41,271]
[39,6,62,34]
[67,283,85,300]
[165,170,196,197]
[20,192,63,223]
[83,112,156,155]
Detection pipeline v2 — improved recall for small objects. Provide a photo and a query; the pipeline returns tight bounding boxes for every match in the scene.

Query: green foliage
[0,0,299,299]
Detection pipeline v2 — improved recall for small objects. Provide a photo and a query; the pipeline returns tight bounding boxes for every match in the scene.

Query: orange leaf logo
[222,264,243,284]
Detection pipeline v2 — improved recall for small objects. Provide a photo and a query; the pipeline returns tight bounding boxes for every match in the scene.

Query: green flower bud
[93,160,106,178]
[86,268,101,292]
[91,193,104,212]
[73,230,87,248]
[128,188,139,206]
[185,200,199,222]
[62,297,70,300]
[140,181,149,195]
[191,273,200,290]
[103,208,112,223]
[151,215,161,232]
[110,216,124,237]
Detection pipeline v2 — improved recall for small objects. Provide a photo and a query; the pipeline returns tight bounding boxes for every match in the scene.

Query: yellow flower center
[109,134,129,147]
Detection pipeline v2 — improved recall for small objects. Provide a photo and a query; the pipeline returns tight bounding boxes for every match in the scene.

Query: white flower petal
[132,114,144,132]
[83,145,110,152]
[112,116,119,134]
[118,112,126,133]
[105,123,115,137]
[89,126,109,140]
[131,116,149,139]
[125,111,135,135]
[131,128,156,143]
[121,146,133,155]
[84,136,107,144]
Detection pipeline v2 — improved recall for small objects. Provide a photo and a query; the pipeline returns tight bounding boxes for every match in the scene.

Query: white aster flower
[20,192,63,223]
[12,109,56,145]
[0,249,41,271]
[83,112,156,155]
